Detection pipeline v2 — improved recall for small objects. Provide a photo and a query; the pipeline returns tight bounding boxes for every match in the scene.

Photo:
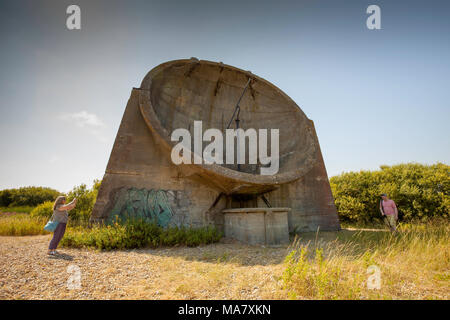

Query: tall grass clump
[282,218,449,300]
[0,214,49,236]
[61,218,222,250]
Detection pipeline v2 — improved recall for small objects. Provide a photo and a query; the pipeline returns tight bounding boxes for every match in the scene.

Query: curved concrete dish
[91,58,340,233]
[138,58,318,194]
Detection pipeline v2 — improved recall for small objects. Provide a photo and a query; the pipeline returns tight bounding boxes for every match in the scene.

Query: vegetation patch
[0,186,60,208]
[0,206,35,214]
[0,214,49,236]
[331,163,449,223]
[61,218,222,250]
[282,218,449,299]
[30,201,53,219]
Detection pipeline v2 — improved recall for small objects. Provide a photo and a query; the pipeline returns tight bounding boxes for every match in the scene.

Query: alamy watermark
[66,5,81,30]
[67,264,81,290]
[65,5,381,31]
[170,121,280,175]
[366,5,381,30]
[367,265,381,290]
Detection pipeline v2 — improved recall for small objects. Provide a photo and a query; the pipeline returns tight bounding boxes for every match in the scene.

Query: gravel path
[0,235,290,300]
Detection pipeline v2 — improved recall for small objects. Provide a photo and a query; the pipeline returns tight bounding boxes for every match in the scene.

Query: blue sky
[0,0,449,192]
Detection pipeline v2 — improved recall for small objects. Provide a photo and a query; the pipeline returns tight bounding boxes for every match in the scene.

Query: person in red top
[379,193,398,232]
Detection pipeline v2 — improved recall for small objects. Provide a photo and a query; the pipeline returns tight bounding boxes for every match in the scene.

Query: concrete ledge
[222,207,290,245]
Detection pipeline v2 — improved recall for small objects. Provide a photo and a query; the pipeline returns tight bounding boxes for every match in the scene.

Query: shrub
[30,201,54,219]
[0,180,100,223]
[330,163,449,223]
[65,179,101,223]
[0,186,60,207]
[61,218,222,250]
[0,189,13,207]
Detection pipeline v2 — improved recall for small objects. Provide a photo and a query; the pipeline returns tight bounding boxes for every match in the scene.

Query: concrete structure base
[222,208,290,245]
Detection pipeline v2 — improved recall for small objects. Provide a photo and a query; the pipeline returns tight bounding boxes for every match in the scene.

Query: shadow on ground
[127,228,390,267]
[48,252,74,261]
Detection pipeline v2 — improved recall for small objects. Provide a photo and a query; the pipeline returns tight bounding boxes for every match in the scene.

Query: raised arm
[56,199,77,211]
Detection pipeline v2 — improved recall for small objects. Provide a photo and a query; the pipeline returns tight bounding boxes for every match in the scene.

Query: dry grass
[0,214,49,236]
[283,219,449,299]
[0,219,448,300]
[0,206,35,214]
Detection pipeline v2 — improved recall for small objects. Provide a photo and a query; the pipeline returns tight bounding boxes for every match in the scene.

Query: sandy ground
[0,235,292,300]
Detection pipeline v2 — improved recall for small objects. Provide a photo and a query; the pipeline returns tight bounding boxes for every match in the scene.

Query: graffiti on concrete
[107,188,176,227]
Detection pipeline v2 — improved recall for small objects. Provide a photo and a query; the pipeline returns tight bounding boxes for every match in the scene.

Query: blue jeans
[48,222,67,250]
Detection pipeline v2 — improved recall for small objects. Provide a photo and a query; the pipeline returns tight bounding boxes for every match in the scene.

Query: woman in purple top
[48,196,77,255]
[379,193,398,232]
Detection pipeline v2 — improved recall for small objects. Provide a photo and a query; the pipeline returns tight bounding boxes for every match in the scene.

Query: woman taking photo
[48,196,77,255]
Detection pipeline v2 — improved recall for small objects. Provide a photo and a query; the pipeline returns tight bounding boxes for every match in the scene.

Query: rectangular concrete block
[222,208,290,245]
[264,210,289,245]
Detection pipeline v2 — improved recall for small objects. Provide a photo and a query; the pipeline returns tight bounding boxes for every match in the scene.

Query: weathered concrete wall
[225,121,340,232]
[222,208,290,245]
[91,59,340,233]
[259,121,340,232]
[91,88,225,228]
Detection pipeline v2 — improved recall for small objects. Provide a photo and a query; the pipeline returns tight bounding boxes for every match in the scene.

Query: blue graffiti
[108,188,174,227]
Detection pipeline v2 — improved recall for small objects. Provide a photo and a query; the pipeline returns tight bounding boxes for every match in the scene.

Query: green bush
[330,163,450,223]
[0,186,60,207]
[4,180,101,223]
[0,189,13,207]
[30,201,54,219]
[61,218,222,250]
[65,180,101,223]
